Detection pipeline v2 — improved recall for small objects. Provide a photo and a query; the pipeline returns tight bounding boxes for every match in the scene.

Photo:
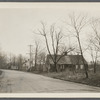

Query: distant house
[46,55,88,72]
[22,60,31,71]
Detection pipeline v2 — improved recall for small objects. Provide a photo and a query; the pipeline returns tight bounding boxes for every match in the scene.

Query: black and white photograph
[0,3,100,96]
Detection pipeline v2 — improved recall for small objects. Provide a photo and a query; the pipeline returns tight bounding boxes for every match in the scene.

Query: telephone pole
[27,45,33,68]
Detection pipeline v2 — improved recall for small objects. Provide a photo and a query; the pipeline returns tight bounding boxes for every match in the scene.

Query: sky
[0,3,100,61]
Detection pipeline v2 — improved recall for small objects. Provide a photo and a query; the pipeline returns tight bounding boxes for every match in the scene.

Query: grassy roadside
[39,71,100,87]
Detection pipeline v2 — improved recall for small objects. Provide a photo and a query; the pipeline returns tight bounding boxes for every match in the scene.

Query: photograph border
[0,1,100,99]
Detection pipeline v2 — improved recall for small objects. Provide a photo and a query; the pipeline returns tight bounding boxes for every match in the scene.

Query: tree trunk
[94,62,96,73]
[34,61,37,71]
[77,36,88,78]
[54,62,58,72]
[84,65,88,78]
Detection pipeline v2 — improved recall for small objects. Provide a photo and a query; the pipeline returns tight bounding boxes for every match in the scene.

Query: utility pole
[27,45,33,68]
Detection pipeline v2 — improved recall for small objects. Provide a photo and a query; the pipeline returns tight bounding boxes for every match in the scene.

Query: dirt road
[0,69,100,93]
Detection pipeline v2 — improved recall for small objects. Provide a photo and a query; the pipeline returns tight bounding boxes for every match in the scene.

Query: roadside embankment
[39,71,100,88]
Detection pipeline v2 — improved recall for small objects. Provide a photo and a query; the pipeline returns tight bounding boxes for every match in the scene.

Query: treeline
[0,51,26,70]
[0,51,7,69]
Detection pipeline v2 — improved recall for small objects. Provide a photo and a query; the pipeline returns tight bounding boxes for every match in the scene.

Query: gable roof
[46,55,87,65]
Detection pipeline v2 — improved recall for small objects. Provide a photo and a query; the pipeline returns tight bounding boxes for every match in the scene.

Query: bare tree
[12,55,16,67]
[0,52,7,69]
[35,22,74,72]
[90,18,100,50]
[16,54,24,70]
[65,13,89,78]
[34,41,40,70]
[88,18,100,73]
[88,44,99,73]
[38,52,46,71]
[38,52,46,64]
[32,40,46,72]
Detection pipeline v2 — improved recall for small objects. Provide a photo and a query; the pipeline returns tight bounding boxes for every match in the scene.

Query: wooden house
[46,55,88,72]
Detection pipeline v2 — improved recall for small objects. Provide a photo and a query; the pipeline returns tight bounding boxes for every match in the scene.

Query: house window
[63,65,64,69]
[80,65,84,69]
[76,65,78,69]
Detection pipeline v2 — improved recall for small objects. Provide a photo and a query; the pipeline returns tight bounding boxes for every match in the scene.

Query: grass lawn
[41,70,100,87]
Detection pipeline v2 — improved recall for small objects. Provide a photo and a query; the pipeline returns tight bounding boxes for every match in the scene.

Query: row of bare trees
[1,12,100,78]
[33,13,100,78]
[7,54,26,70]
[34,22,75,72]
[88,18,100,73]
[0,51,7,69]
[0,48,26,70]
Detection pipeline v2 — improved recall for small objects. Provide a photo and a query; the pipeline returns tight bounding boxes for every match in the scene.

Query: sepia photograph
[0,2,100,97]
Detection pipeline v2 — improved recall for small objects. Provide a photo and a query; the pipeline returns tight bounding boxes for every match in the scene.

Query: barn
[46,55,88,72]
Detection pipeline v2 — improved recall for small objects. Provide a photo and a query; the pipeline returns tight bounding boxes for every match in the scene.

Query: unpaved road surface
[0,69,100,93]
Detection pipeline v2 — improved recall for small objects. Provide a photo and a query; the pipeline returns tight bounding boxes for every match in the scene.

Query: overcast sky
[0,3,100,61]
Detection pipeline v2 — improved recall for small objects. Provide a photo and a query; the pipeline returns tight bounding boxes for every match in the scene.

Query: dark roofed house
[46,55,88,72]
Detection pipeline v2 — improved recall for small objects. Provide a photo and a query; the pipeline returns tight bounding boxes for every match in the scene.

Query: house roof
[46,55,87,65]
